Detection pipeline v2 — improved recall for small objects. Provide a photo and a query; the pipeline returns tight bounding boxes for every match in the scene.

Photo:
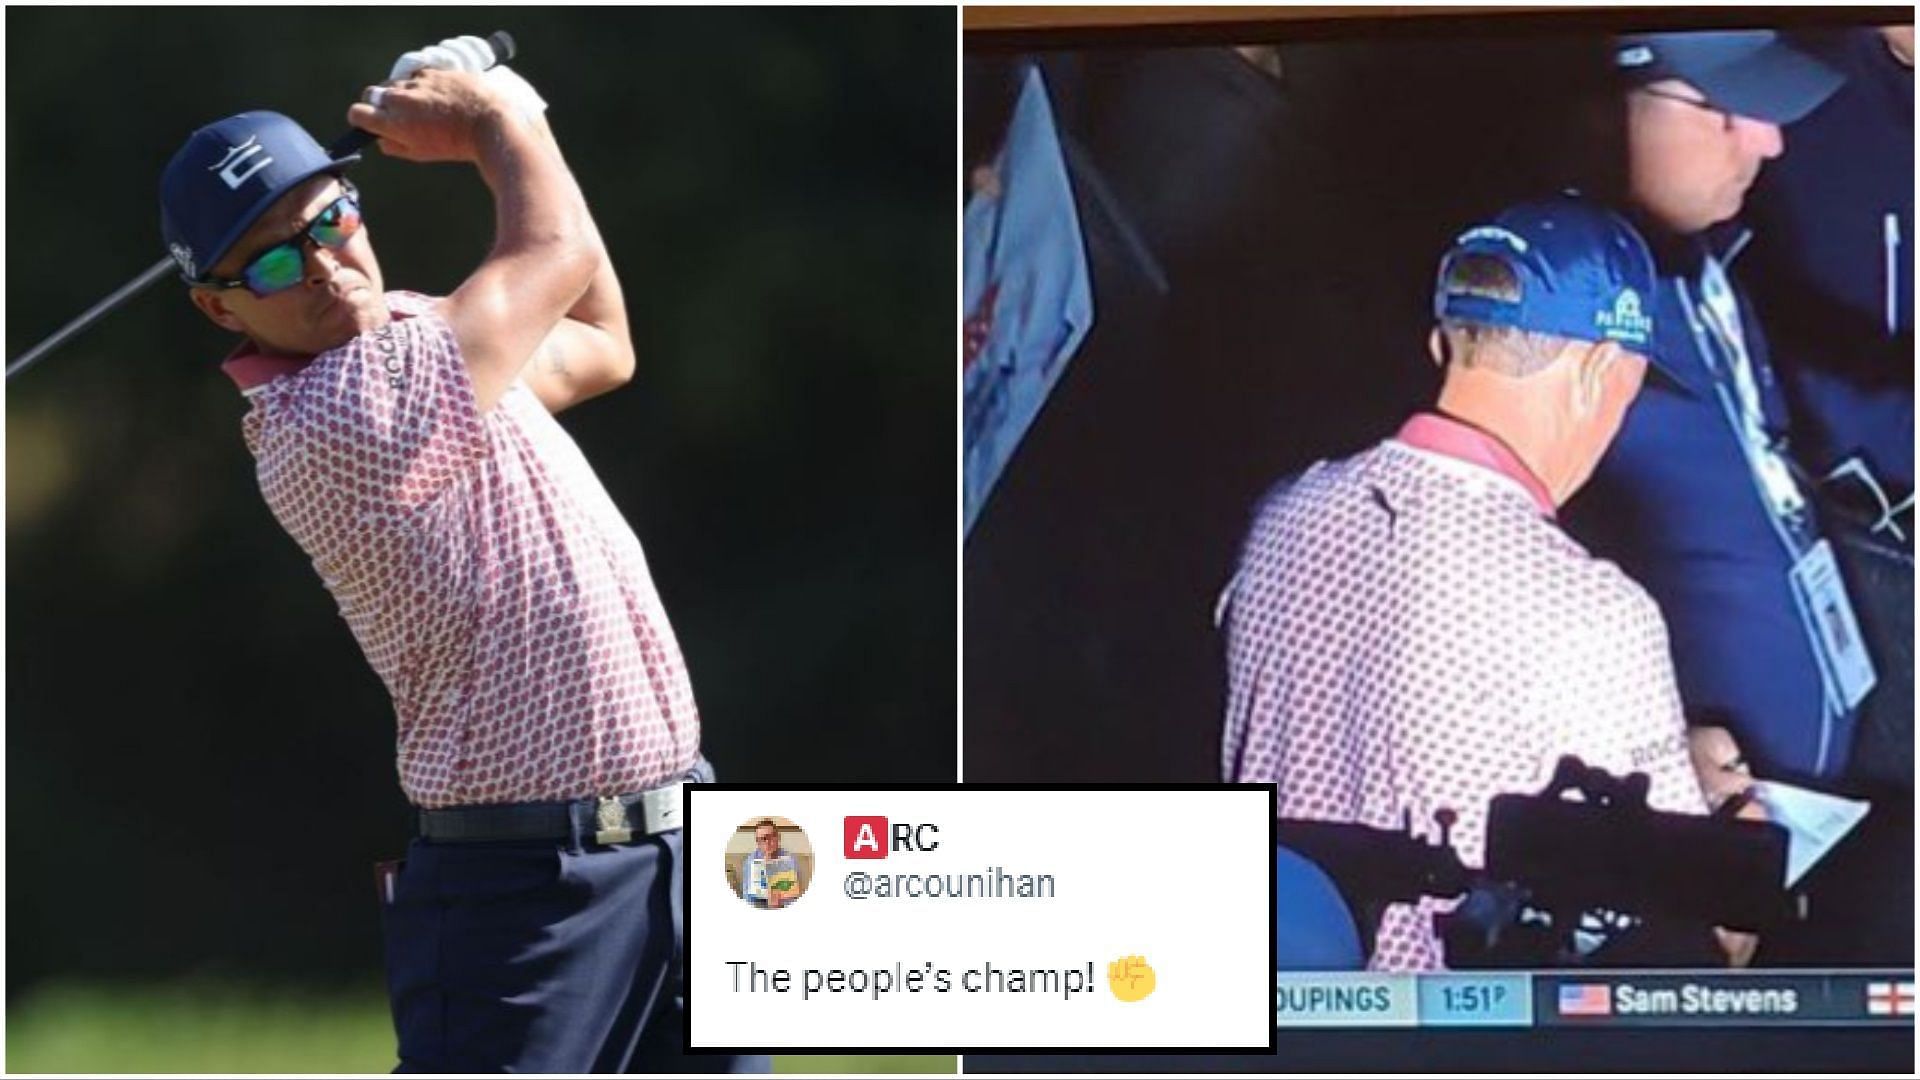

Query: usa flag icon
[1866,981,1915,1017]
[1557,983,1612,1017]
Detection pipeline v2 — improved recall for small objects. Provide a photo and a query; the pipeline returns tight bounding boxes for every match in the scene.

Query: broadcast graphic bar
[1275,972,1915,1028]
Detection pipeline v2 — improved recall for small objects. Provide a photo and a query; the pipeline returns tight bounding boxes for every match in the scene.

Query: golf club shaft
[7,259,176,379]
[7,30,517,382]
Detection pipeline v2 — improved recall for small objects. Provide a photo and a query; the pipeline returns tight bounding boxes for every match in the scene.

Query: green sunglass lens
[245,244,306,294]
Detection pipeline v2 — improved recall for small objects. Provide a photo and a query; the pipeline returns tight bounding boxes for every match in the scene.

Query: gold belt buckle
[594,796,633,845]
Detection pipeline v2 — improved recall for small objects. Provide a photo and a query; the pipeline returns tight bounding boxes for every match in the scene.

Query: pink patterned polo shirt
[223,291,700,809]
[1222,413,1708,971]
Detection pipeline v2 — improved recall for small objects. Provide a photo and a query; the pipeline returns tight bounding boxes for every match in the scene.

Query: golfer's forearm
[565,231,635,379]
[474,112,600,300]
[562,192,629,335]
[529,115,633,368]
[526,299,631,412]
[445,110,603,410]
[524,194,636,408]
[522,111,632,382]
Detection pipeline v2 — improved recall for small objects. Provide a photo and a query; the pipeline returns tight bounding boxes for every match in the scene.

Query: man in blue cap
[1222,194,1745,971]
[159,56,761,1072]
[1571,29,1910,969]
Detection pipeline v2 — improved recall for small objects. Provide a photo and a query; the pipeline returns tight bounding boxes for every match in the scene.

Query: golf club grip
[330,30,518,157]
[7,30,519,379]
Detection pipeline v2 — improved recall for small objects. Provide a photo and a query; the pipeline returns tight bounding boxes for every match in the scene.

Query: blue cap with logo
[1613,30,1843,126]
[159,111,359,283]
[1434,193,1657,353]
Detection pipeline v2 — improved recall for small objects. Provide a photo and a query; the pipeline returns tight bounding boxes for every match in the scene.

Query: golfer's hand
[390,35,550,128]
[389,35,501,80]
[347,68,514,164]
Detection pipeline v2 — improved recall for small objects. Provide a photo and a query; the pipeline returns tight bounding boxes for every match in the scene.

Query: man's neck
[1621,205,1711,273]
[1431,376,1568,508]
[247,339,318,363]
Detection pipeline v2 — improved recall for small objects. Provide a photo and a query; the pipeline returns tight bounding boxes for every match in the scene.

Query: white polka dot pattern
[239,292,699,808]
[1223,438,1708,972]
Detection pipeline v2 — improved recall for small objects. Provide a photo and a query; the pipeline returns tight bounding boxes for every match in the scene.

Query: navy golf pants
[383,828,768,1073]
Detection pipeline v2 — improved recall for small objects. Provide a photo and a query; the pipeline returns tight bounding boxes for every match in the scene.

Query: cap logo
[1616,45,1655,69]
[208,135,273,190]
[1595,287,1653,342]
[168,242,197,280]
[1456,225,1529,254]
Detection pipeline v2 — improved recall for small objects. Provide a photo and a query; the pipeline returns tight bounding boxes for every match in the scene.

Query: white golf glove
[389,35,548,123]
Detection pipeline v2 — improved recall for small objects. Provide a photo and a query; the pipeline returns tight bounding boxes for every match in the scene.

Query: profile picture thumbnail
[727,816,814,909]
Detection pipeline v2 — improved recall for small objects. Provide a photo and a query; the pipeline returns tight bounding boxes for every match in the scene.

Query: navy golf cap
[160,111,359,283]
[1614,30,1844,126]
[1435,193,1657,353]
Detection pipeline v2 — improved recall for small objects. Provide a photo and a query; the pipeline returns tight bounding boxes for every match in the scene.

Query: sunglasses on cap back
[199,180,363,298]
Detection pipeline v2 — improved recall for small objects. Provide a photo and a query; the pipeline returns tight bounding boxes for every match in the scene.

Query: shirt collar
[1395,412,1557,518]
[219,342,311,394]
[217,292,426,394]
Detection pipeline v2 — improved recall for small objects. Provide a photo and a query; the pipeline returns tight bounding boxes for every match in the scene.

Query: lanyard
[1679,264,1855,741]
[1677,260,1808,533]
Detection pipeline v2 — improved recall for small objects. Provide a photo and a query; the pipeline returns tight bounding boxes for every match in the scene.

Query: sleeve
[252,308,490,518]
[1539,577,1711,817]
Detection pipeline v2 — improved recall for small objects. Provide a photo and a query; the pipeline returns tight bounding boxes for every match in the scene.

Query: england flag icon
[1866,981,1915,1017]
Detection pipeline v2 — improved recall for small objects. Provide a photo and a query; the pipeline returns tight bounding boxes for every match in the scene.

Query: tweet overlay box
[687,785,1275,1052]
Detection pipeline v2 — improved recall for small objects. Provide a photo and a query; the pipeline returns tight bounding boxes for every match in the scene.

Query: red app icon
[844,815,889,859]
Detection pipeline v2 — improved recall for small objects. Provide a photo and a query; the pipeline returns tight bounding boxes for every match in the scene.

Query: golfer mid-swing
[158,52,750,1073]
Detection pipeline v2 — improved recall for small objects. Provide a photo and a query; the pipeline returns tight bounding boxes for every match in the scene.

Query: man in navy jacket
[1569,31,1856,784]
[1571,30,1911,967]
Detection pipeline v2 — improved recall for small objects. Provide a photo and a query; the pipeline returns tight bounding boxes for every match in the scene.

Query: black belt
[418,778,688,845]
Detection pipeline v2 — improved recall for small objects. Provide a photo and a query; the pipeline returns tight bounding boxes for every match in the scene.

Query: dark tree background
[6,8,954,995]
